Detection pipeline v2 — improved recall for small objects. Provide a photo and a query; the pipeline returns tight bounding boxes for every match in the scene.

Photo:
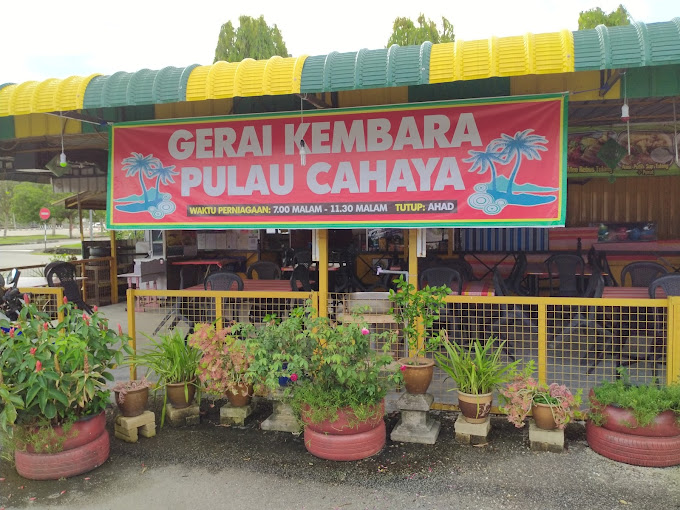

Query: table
[18,276,86,288]
[602,287,667,299]
[171,258,245,280]
[186,280,293,292]
[525,262,601,296]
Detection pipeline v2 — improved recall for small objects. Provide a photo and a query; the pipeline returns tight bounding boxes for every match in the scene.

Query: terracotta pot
[532,402,557,430]
[301,401,385,435]
[25,411,107,453]
[599,405,680,437]
[398,357,435,394]
[166,381,197,409]
[115,386,149,417]
[457,391,493,423]
[226,383,253,407]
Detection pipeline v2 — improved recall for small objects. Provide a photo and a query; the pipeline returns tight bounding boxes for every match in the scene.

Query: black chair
[204,271,244,291]
[292,250,313,268]
[418,267,463,294]
[621,262,668,288]
[290,265,312,292]
[649,273,680,297]
[45,261,93,314]
[505,252,531,296]
[179,265,202,290]
[247,261,282,280]
[596,251,617,287]
[545,253,585,297]
[436,258,475,282]
[489,270,538,361]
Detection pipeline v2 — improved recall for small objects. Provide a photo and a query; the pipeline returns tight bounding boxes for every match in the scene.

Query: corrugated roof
[1,18,680,119]
[82,65,197,108]
[0,74,98,116]
[574,17,680,70]
[299,43,431,93]
[185,56,306,100]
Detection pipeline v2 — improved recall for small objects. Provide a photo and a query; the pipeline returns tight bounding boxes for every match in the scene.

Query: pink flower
[35,360,43,372]
[93,305,98,312]
[43,322,49,331]
[30,347,37,355]
[400,365,407,372]
[118,324,123,335]
[361,328,370,335]
[23,294,30,304]
[290,373,298,382]
[9,328,14,338]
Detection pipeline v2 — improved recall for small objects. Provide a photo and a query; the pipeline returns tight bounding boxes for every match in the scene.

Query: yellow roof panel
[0,74,99,116]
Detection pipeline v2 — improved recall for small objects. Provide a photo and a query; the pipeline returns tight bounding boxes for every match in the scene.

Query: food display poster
[108,94,566,229]
[567,127,680,178]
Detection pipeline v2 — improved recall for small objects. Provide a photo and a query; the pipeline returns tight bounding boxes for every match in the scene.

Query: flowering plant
[282,304,400,424]
[0,296,131,438]
[499,363,582,429]
[111,377,153,404]
[188,322,254,397]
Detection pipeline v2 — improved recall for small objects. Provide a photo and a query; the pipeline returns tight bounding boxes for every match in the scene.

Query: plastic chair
[505,252,531,296]
[45,261,93,314]
[489,270,538,361]
[621,262,668,288]
[649,273,680,297]
[290,265,312,292]
[292,250,313,268]
[418,267,463,294]
[435,258,475,282]
[247,261,281,280]
[545,253,585,297]
[204,271,244,291]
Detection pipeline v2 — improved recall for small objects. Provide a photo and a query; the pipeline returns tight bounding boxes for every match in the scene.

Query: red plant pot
[599,405,680,437]
[25,411,107,453]
[301,401,385,435]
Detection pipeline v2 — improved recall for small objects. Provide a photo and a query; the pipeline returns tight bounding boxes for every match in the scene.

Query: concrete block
[529,420,565,453]
[390,413,441,445]
[114,411,156,443]
[165,403,200,427]
[454,415,491,445]
[396,392,434,412]
[261,400,300,433]
[220,402,255,426]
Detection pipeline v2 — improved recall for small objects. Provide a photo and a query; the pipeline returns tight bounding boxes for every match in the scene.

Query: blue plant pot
[279,362,291,387]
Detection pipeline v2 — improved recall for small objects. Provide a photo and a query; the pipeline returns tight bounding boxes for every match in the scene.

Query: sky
[2,0,678,84]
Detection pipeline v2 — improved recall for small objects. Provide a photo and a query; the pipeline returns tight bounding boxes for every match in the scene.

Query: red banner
[107,94,566,229]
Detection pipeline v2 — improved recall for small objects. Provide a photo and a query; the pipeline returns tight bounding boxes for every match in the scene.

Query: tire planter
[457,391,493,424]
[301,401,386,461]
[304,421,386,461]
[25,411,106,453]
[115,387,149,417]
[598,405,680,437]
[586,421,680,467]
[398,357,434,394]
[15,430,110,480]
[166,381,197,409]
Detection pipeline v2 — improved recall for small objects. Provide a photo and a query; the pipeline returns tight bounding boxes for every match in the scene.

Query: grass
[0,235,69,245]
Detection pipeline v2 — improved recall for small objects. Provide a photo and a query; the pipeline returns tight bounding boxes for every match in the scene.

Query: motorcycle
[0,268,23,323]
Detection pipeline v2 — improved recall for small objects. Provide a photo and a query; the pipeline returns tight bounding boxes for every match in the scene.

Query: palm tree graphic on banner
[114,153,179,219]
[464,129,557,216]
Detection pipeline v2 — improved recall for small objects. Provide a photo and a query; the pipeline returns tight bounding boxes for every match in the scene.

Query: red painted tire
[304,421,386,461]
[15,430,110,480]
[586,422,680,467]
[599,406,680,437]
[302,401,385,435]
[26,411,107,453]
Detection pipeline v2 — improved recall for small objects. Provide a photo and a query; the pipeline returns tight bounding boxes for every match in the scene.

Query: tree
[578,5,631,30]
[386,14,454,47]
[214,15,288,63]
[0,181,15,237]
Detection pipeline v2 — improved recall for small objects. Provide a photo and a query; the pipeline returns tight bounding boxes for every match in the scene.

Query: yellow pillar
[126,288,137,380]
[109,230,118,304]
[668,297,680,384]
[317,229,328,317]
[408,229,418,287]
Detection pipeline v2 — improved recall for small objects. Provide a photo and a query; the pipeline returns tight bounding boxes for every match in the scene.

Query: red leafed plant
[499,362,582,429]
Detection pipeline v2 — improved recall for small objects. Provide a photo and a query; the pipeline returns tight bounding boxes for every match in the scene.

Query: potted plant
[188,322,255,407]
[286,304,399,461]
[112,377,153,417]
[132,329,202,426]
[434,334,520,423]
[0,297,131,480]
[388,275,450,394]
[499,363,582,430]
[586,370,680,467]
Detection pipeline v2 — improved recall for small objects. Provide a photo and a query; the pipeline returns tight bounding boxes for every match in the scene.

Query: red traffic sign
[39,207,50,221]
